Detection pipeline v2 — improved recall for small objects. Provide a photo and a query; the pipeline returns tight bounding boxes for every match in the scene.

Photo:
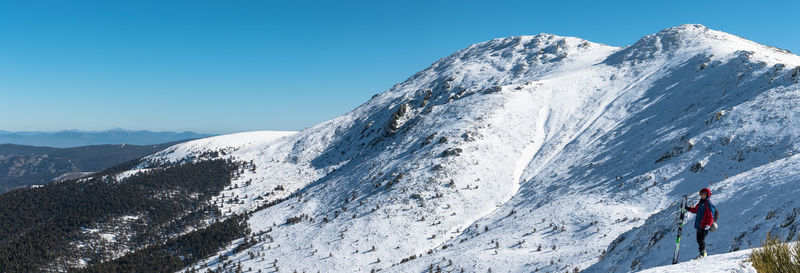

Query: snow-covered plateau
[121,24,800,272]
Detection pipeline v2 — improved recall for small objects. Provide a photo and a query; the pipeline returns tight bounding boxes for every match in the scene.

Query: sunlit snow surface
[638,248,757,273]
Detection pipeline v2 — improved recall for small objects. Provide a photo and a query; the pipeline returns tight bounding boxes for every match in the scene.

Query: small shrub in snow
[422,133,438,146]
[690,162,704,173]
[384,173,405,189]
[748,234,800,273]
[400,254,417,263]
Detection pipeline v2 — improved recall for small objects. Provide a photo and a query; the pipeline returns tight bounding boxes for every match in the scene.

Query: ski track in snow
[514,108,549,185]
[510,104,550,203]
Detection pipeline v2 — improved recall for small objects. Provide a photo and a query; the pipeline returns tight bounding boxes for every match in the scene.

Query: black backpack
[712,205,719,221]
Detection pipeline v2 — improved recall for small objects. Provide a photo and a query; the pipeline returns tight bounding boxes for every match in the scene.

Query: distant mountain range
[0,129,215,148]
[0,142,183,193]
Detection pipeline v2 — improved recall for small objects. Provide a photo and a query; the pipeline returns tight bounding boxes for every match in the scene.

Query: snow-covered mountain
[148,24,799,273]
[6,24,800,272]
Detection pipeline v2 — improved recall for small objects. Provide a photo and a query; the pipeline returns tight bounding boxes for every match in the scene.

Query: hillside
[0,132,295,272]
[0,142,182,192]
[586,153,800,272]
[2,24,800,272]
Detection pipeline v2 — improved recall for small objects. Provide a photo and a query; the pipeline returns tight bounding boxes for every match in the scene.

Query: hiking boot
[695,250,707,259]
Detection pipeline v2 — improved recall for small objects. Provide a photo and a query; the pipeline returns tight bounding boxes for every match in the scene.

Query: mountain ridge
[0,129,216,148]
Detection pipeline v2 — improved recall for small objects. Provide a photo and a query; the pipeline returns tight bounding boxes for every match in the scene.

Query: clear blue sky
[1,0,798,134]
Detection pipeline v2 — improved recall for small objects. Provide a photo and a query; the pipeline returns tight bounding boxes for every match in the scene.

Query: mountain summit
[607,24,799,65]
[2,25,799,273]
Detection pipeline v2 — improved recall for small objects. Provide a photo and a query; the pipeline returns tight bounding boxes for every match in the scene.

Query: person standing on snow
[685,188,718,258]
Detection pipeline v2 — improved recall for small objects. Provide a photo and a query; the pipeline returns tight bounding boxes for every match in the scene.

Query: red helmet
[699,188,711,196]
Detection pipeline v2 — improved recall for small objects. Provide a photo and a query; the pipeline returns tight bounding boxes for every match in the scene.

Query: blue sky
[1,0,798,134]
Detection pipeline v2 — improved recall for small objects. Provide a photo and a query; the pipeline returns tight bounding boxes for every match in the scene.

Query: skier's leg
[696,229,708,254]
[696,229,702,253]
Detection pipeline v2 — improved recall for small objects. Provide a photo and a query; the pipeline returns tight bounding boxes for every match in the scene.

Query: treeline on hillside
[72,215,250,273]
[0,158,240,272]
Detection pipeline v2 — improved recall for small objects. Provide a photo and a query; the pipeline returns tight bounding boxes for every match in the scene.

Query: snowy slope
[392,24,800,272]
[114,24,800,273]
[638,248,757,273]
[586,154,800,272]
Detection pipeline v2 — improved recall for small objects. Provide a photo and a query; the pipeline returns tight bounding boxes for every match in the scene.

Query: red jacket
[687,198,715,229]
